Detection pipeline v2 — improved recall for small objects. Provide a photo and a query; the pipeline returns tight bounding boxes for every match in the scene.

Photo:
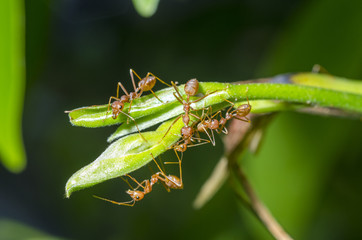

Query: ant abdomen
[139,76,156,92]
[237,104,251,114]
[184,78,199,96]
[165,175,183,189]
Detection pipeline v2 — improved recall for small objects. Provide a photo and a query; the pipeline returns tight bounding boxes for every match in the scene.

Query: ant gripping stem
[160,79,218,143]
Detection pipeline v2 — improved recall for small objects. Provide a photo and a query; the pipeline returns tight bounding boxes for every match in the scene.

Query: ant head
[127,190,144,202]
[139,76,156,92]
[181,126,193,138]
[175,143,187,152]
[184,78,199,96]
[197,122,206,132]
[210,119,219,130]
[111,101,124,119]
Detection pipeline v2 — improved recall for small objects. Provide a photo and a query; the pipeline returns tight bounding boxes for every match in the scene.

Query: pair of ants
[94,153,183,206]
[95,70,252,206]
[164,78,251,154]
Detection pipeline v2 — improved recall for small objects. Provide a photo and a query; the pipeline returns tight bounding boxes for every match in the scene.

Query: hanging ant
[93,153,183,206]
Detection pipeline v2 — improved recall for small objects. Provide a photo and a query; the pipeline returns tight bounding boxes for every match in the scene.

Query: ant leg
[222,126,228,134]
[117,82,129,98]
[126,99,134,124]
[189,138,211,146]
[125,174,147,190]
[189,112,202,120]
[210,128,215,146]
[93,195,135,206]
[242,116,251,123]
[210,110,222,119]
[150,153,167,176]
[130,69,142,92]
[189,90,219,105]
[164,149,183,188]
[149,89,164,103]
[150,154,177,188]
[234,116,251,123]
[147,72,171,87]
[172,91,184,105]
[159,115,182,143]
[173,150,183,186]
[164,149,183,165]
[121,176,136,190]
[118,111,148,143]
[199,125,215,146]
[171,81,185,102]
[177,152,183,186]
[223,98,235,109]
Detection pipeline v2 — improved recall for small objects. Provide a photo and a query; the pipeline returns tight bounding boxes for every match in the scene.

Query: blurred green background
[1,0,361,239]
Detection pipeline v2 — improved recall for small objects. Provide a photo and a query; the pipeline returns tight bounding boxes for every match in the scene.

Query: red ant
[195,107,220,146]
[93,153,183,206]
[160,78,217,143]
[196,94,251,143]
[107,69,170,120]
[105,69,171,142]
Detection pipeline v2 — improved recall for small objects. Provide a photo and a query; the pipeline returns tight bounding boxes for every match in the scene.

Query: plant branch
[231,163,293,240]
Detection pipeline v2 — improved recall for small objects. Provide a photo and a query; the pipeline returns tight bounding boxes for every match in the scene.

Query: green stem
[199,82,362,113]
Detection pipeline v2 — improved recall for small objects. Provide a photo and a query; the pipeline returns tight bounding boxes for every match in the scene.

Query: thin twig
[230,161,293,240]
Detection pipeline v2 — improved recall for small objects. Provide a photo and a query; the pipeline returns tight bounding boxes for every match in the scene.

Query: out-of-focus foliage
[0,0,26,172]
[132,0,160,18]
[0,218,64,240]
[245,0,362,239]
[1,0,361,239]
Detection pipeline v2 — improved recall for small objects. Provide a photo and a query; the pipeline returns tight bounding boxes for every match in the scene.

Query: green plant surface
[291,73,362,94]
[247,0,362,238]
[0,218,65,240]
[65,73,361,198]
[65,117,184,197]
[67,73,362,128]
[132,0,160,18]
[0,0,26,173]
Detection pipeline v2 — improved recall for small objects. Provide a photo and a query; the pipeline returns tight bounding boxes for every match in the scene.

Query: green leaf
[65,73,362,197]
[0,218,65,240]
[66,87,177,128]
[65,117,183,198]
[132,0,160,18]
[0,0,26,173]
